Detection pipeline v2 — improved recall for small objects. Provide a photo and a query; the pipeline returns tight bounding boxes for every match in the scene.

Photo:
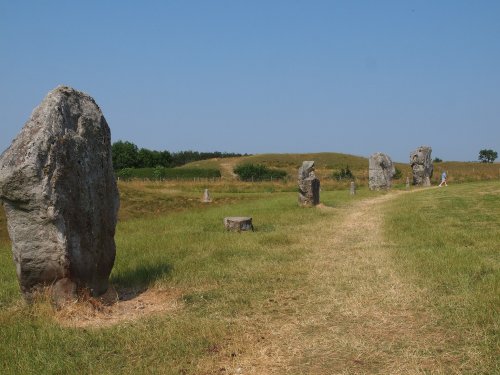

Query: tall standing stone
[298,161,320,206]
[0,86,119,299]
[368,152,395,190]
[410,146,433,186]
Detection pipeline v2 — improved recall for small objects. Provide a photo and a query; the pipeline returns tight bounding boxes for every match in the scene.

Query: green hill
[182,152,500,183]
[181,152,369,179]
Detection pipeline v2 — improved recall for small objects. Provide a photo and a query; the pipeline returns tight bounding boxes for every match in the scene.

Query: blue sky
[1,1,499,162]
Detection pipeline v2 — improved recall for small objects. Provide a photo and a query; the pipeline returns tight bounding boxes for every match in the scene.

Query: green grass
[0,188,361,374]
[0,208,8,245]
[0,180,498,373]
[385,182,499,368]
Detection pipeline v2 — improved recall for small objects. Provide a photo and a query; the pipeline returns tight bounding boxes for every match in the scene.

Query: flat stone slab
[224,217,253,232]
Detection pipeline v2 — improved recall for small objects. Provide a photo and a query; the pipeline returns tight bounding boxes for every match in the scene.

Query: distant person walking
[439,171,448,187]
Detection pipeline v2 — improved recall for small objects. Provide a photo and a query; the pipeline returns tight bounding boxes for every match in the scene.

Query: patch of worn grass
[385,182,500,371]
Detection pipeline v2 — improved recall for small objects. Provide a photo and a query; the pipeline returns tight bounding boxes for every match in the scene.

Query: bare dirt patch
[55,287,183,328]
[219,159,240,179]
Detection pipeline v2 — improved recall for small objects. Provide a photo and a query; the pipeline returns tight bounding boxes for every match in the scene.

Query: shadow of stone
[111,262,173,302]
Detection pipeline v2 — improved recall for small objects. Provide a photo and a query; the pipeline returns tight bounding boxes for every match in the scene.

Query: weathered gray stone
[202,188,212,203]
[410,146,433,186]
[368,152,395,190]
[350,181,356,195]
[0,85,119,299]
[224,217,253,231]
[406,176,410,190]
[298,161,320,206]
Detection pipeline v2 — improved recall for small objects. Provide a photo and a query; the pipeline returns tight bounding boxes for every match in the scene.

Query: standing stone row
[296,146,433,204]
[0,86,119,301]
[368,146,433,190]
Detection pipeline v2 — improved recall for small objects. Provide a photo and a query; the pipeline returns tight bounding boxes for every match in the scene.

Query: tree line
[111,141,246,170]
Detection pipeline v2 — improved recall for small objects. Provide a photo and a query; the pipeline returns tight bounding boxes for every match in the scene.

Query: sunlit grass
[0,179,498,373]
[385,182,500,369]
[0,187,361,374]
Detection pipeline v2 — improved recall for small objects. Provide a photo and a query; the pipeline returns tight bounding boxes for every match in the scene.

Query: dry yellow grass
[196,190,480,374]
[54,286,183,329]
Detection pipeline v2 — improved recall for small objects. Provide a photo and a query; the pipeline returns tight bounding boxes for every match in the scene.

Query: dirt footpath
[235,192,455,375]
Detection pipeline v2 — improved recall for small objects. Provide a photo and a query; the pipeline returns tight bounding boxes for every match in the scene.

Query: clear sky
[1,1,499,162]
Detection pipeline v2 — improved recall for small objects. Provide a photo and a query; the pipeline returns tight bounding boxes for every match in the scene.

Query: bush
[116,168,135,180]
[332,165,354,181]
[393,167,403,179]
[233,163,287,181]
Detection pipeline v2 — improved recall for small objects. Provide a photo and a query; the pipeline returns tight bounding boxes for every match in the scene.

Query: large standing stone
[410,146,433,186]
[368,152,395,191]
[0,86,119,299]
[298,161,320,206]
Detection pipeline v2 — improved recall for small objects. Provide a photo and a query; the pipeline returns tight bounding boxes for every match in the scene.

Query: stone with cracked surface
[0,85,119,299]
[410,146,433,186]
[298,161,320,206]
[369,152,395,191]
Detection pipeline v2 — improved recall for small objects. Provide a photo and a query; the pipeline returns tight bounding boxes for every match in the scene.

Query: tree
[478,149,498,163]
[112,141,139,169]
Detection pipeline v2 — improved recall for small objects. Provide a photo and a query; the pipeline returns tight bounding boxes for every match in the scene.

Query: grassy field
[385,182,500,371]
[0,209,8,246]
[0,179,498,374]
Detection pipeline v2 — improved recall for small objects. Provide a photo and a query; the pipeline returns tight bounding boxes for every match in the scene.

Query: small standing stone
[350,181,356,195]
[224,217,253,232]
[406,176,410,190]
[202,188,212,203]
[298,161,320,206]
[410,146,433,186]
[368,152,395,190]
